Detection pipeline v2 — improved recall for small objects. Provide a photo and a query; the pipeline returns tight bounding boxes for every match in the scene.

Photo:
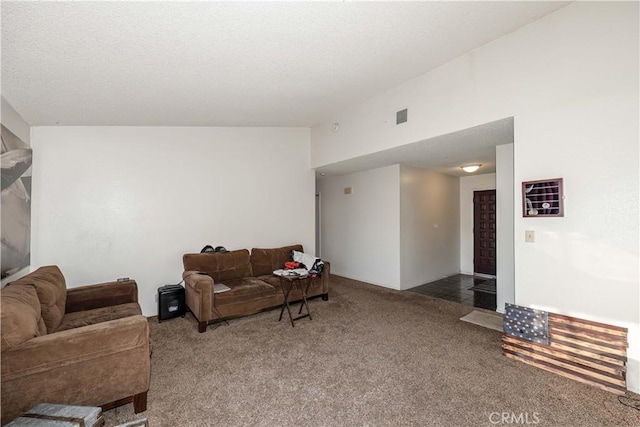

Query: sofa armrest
[66,280,138,313]
[183,271,213,323]
[1,316,150,422]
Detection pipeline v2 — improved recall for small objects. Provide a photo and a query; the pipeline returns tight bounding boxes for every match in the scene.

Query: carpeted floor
[104,276,640,426]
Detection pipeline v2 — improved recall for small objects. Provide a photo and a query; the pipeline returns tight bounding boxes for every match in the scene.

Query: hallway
[407,274,497,311]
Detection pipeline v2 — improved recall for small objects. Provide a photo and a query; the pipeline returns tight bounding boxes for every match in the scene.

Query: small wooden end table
[277,272,313,327]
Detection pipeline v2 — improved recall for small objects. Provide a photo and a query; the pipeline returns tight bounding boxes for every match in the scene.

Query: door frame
[315,192,321,257]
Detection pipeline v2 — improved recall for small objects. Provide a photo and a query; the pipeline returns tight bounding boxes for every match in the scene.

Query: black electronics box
[158,284,186,322]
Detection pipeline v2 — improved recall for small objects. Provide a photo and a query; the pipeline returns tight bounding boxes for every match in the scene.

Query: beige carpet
[460,310,503,332]
[104,275,640,426]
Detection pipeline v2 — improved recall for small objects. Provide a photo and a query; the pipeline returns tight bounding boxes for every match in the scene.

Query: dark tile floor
[407,274,497,311]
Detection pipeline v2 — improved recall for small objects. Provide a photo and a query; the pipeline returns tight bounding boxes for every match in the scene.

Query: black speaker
[158,284,186,322]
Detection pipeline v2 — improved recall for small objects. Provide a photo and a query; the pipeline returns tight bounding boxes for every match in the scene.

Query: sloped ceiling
[1,1,569,127]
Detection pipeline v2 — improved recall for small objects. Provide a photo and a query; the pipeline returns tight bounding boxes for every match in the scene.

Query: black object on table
[277,273,313,327]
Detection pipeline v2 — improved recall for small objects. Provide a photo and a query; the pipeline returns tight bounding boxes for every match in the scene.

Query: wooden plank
[549,313,628,332]
[502,343,625,386]
[502,334,626,366]
[10,403,103,427]
[503,349,627,394]
[548,314,627,336]
[548,323,627,347]
[502,349,625,394]
[502,311,629,395]
[548,340,627,364]
[503,351,626,395]
[549,329,628,352]
[502,344,625,387]
[503,335,626,372]
[549,333,627,356]
[501,337,625,375]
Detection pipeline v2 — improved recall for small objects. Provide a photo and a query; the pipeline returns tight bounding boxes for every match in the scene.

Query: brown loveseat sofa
[183,244,329,332]
[0,266,150,425]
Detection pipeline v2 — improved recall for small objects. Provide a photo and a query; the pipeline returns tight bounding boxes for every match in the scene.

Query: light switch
[344,187,352,195]
[525,230,535,243]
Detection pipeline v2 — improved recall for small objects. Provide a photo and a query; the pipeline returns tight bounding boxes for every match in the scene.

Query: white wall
[31,127,314,316]
[318,165,400,289]
[515,93,639,386]
[459,173,496,275]
[311,2,639,392]
[400,165,459,289]
[319,164,459,291]
[1,96,32,286]
[311,3,637,169]
[496,144,514,313]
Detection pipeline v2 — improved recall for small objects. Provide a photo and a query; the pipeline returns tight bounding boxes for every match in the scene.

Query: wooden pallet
[502,312,628,394]
[7,403,104,426]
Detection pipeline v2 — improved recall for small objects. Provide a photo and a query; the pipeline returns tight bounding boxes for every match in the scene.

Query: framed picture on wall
[1,124,32,279]
[522,178,564,217]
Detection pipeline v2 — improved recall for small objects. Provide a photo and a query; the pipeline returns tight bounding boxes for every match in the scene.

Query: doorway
[315,193,321,257]
[473,190,496,276]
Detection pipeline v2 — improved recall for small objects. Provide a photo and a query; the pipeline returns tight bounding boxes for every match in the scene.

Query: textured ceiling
[1,1,569,127]
[316,117,514,178]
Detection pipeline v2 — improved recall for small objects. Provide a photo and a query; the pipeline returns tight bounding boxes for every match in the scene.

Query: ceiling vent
[396,108,408,125]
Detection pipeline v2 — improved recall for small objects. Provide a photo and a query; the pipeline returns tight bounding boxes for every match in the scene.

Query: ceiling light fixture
[461,164,481,173]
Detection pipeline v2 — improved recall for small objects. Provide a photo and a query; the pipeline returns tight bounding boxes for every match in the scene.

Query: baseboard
[330,273,400,290]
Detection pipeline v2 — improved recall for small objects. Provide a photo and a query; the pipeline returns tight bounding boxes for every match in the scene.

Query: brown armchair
[0,266,150,425]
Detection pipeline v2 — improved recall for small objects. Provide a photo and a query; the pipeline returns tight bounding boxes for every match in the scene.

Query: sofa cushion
[183,249,252,282]
[256,274,283,290]
[1,284,47,351]
[10,266,67,333]
[250,245,303,276]
[214,277,276,304]
[56,302,142,332]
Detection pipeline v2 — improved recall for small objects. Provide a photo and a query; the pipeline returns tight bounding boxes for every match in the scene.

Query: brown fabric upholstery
[0,266,150,424]
[183,244,330,332]
[10,266,67,333]
[214,277,276,304]
[183,249,252,282]
[1,316,150,424]
[182,271,213,323]
[0,285,46,352]
[213,293,283,320]
[65,280,138,313]
[257,274,284,290]
[250,244,302,276]
[57,302,142,332]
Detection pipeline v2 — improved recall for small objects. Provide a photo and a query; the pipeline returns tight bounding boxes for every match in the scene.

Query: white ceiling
[316,117,514,178]
[1,1,569,127]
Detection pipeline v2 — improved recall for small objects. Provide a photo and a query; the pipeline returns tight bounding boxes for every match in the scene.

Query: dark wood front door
[474,190,496,276]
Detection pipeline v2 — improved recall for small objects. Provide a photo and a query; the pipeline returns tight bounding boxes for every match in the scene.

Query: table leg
[278,280,287,321]
[278,275,316,326]
[278,278,296,327]
[297,277,313,320]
